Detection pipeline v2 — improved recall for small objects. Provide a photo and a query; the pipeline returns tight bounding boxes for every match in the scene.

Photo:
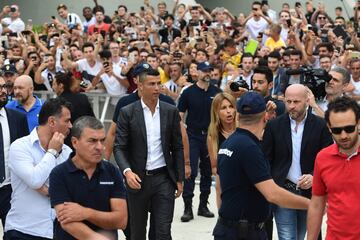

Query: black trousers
[213,220,268,240]
[0,184,12,227]
[4,230,51,240]
[128,172,175,240]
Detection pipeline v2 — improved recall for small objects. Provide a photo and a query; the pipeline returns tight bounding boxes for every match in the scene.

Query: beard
[0,97,8,109]
[335,135,359,150]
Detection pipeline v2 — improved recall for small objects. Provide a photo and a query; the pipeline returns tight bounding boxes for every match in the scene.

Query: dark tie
[0,120,5,183]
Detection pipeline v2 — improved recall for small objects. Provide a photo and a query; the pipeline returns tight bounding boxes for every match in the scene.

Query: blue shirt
[6,96,42,131]
[217,128,272,222]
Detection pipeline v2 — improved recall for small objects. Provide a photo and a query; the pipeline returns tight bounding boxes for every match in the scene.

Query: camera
[10,7,17,12]
[230,76,249,92]
[286,66,332,99]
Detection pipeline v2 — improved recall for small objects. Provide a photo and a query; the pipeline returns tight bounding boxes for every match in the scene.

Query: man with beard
[88,9,110,35]
[0,76,28,231]
[6,75,42,131]
[307,96,360,239]
[178,61,221,222]
[263,84,333,240]
[4,98,72,240]
[1,64,17,97]
[251,66,285,118]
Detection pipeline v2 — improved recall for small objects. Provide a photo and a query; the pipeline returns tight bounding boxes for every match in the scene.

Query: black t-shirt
[112,92,175,122]
[178,83,221,131]
[49,156,126,240]
[217,128,272,222]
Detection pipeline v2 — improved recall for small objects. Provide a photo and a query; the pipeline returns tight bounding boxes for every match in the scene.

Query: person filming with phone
[0,5,25,34]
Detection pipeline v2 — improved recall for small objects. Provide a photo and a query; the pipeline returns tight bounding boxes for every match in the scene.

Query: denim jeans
[274,197,307,240]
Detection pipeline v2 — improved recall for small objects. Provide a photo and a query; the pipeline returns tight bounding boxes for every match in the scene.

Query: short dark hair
[71,116,104,139]
[138,69,160,83]
[268,50,281,60]
[129,47,139,54]
[252,1,262,7]
[118,5,128,12]
[325,96,360,125]
[147,53,157,59]
[38,98,71,125]
[82,42,95,52]
[335,6,342,11]
[55,71,73,92]
[93,6,105,14]
[241,52,254,63]
[289,49,303,59]
[253,66,273,83]
[316,42,334,53]
[223,38,236,48]
[99,50,112,59]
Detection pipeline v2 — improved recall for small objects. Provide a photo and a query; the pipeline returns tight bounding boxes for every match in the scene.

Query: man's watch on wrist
[47,148,60,158]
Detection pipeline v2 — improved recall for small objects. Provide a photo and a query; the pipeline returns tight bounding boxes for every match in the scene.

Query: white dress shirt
[0,108,11,187]
[141,99,166,170]
[287,113,307,184]
[5,128,72,238]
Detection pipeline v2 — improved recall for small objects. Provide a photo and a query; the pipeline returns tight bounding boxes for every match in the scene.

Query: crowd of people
[1,0,360,239]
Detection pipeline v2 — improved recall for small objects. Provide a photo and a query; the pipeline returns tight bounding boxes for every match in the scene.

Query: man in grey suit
[114,63,184,240]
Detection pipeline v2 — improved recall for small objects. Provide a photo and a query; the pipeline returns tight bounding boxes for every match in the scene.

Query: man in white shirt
[244,1,272,40]
[0,5,25,34]
[55,4,84,32]
[82,6,96,33]
[4,98,73,240]
[34,54,57,91]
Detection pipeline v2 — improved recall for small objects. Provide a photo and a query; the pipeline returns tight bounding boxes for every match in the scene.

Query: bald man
[6,75,43,131]
[262,84,333,240]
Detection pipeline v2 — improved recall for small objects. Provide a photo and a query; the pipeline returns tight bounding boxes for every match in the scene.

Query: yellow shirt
[265,37,286,51]
[158,67,169,84]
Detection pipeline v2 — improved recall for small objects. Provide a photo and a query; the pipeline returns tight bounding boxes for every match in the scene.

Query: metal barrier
[34,91,127,124]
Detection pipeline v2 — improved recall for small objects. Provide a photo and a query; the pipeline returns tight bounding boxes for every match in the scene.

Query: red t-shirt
[313,143,360,240]
[88,23,110,35]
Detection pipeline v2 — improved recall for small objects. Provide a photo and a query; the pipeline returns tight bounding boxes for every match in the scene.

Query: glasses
[0,83,12,90]
[318,17,326,20]
[330,125,357,135]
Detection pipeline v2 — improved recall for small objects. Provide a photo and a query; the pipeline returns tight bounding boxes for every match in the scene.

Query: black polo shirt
[49,155,126,240]
[177,83,221,131]
[112,92,175,122]
[217,128,272,222]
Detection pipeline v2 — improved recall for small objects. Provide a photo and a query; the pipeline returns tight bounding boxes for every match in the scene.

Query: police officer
[213,92,309,240]
[178,61,221,222]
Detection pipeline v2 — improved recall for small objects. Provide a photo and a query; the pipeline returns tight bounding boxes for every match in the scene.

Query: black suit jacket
[5,107,29,143]
[113,100,184,191]
[262,113,333,198]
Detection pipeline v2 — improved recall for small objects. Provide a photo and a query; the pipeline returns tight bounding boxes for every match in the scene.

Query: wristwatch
[47,148,60,158]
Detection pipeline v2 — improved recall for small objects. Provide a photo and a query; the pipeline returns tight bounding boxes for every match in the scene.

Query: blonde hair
[207,92,237,159]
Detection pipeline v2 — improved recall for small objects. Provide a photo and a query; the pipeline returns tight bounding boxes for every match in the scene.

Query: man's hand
[175,181,183,198]
[57,202,89,224]
[298,174,313,190]
[36,185,49,196]
[265,100,277,121]
[2,6,11,15]
[185,164,191,179]
[125,170,142,189]
[48,132,65,153]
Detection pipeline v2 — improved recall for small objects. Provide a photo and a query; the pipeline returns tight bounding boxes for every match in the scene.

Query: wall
[0,0,355,26]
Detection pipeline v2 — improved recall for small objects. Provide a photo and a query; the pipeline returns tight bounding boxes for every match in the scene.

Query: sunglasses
[330,125,357,135]
[318,17,326,20]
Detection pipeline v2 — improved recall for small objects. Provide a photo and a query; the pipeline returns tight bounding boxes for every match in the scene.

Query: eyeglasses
[330,125,357,135]
[318,17,326,20]
[0,83,12,90]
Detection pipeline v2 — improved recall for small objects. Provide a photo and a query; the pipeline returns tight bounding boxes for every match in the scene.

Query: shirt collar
[0,107,6,117]
[140,98,160,110]
[289,110,308,126]
[29,127,40,145]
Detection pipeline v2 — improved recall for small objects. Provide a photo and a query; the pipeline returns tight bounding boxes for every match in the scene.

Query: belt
[218,216,265,231]
[145,166,167,176]
[187,128,208,135]
[284,179,299,191]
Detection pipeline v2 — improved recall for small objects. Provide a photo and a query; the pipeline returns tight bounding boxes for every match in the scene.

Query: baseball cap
[1,64,17,75]
[197,61,213,72]
[236,92,266,115]
[133,62,159,76]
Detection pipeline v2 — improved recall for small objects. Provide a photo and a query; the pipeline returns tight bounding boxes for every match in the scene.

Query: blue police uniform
[213,128,271,240]
[49,154,127,240]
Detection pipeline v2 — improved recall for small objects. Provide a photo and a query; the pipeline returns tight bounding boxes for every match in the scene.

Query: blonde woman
[207,92,237,209]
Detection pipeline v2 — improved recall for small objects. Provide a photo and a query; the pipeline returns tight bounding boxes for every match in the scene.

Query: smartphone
[128,52,136,62]
[119,57,128,66]
[21,30,32,35]
[51,16,56,20]
[103,61,110,68]
[10,7,16,12]
[43,55,49,63]
[286,19,292,27]
[351,51,360,59]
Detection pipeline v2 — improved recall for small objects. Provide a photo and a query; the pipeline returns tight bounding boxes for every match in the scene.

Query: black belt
[187,128,208,135]
[218,216,265,231]
[145,166,167,176]
[284,179,299,191]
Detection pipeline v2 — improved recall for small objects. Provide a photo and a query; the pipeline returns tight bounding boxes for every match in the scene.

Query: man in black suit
[263,84,333,240]
[113,64,184,240]
[0,76,29,228]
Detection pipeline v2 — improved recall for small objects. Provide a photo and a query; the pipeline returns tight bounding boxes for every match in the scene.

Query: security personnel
[178,61,221,222]
[213,92,309,240]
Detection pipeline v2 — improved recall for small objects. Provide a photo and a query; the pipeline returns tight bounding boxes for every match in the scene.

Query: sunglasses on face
[318,17,326,20]
[330,125,357,135]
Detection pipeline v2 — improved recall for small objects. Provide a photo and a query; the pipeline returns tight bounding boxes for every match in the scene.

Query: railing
[34,91,127,124]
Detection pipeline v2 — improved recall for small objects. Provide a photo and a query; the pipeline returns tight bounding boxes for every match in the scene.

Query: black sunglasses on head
[330,125,357,135]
